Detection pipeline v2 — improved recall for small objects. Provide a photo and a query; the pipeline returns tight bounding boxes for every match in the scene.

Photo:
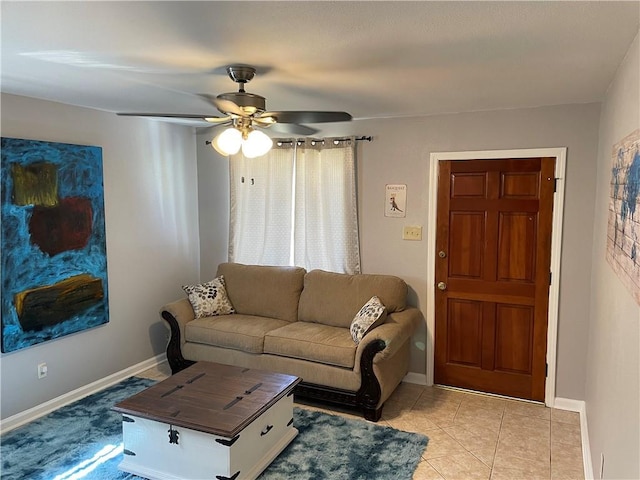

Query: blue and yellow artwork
[1,138,109,352]
[607,129,640,305]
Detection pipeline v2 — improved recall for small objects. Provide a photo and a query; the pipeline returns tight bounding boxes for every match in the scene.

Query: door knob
[437,282,447,291]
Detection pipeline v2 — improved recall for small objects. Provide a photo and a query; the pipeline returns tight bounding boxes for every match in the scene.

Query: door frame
[426,147,567,407]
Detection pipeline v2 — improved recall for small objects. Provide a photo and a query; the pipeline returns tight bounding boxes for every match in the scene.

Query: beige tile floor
[138,364,585,480]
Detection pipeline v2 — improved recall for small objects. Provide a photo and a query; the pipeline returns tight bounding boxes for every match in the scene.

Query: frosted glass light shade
[211,128,242,156]
[241,130,273,158]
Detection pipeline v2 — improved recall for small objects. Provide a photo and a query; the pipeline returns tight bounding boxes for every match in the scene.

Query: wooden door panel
[500,172,540,198]
[449,212,485,278]
[451,173,487,198]
[497,212,537,282]
[447,279,535,299]
[450,198,540,212]
[446,299,483,367]
[494,304,534,374]
[435,364,534,399]
[435,157,555,402]
[449,158,542,173]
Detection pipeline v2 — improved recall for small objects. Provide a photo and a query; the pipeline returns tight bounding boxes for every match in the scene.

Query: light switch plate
[402,226,422,240]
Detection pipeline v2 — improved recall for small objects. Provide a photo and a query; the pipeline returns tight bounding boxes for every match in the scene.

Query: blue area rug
[1,377,427,480]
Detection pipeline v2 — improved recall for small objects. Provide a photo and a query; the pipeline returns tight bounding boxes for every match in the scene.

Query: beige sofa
[160,262,421,421]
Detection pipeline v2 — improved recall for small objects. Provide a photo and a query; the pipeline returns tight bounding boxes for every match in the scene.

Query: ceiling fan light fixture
[241,129,273,158]
[211,127,242,156]
[211,126,273,158]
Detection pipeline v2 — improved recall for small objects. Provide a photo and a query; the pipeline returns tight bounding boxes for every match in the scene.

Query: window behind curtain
[228,145,294,266]
[228,138,361,274]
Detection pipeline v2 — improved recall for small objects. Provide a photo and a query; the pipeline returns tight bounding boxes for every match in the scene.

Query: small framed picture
[385,184,406,217]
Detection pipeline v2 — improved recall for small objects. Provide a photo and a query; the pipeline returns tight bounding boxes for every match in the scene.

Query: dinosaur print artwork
[385,184,407,218]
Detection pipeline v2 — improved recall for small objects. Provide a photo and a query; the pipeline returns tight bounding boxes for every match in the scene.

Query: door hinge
[549,272,552,285]
[554,178,558,192]
[545,363,549,377]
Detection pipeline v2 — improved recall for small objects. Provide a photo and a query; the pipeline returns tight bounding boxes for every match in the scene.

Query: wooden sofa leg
[363,406,383,422]
[161,310,195,374]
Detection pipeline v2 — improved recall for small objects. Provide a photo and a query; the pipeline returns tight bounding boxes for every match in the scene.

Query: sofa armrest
[160,298,196,374]
[161,298,195,333]
[354,306,422,372]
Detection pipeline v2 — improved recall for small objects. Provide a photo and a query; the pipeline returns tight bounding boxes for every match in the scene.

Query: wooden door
[434,157,555,401]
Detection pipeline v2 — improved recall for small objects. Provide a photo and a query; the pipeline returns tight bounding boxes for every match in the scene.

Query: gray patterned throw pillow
[350,296,387,344]
[182,275,235,318]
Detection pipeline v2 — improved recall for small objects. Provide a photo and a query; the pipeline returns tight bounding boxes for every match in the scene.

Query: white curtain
[294,139,360,274]
[228,144,294,266]
[228,137,361,274]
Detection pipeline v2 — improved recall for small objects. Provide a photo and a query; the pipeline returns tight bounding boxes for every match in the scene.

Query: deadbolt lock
[438,251,447,258]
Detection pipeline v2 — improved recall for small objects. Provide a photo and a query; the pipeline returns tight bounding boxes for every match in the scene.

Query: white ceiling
[2,1,639,125]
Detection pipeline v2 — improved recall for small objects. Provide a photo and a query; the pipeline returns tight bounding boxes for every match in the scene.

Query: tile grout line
[548,415,553,479]
[488,406,507,480]
[434,398,495,479]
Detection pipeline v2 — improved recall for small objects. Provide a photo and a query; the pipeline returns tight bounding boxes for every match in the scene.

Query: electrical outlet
[402,225,423,241]
[600,453,605,479]
[37,362,48,379]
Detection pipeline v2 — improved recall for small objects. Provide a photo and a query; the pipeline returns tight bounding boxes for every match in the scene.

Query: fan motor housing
[217,92,266,114]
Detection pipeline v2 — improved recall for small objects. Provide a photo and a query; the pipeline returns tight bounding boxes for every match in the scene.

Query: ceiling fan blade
[261,111,352,124]
[117,112,232,123]
[203,116,233,124]
[117,113,218,119]
[196,124,229,134]
[252,116,276,126]
[199,94,247,117]
[268,122,319,136]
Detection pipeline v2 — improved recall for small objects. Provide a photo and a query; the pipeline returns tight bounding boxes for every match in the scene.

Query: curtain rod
[275,136,372,146]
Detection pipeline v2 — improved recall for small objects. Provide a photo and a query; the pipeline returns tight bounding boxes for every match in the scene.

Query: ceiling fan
[117,65,353,157]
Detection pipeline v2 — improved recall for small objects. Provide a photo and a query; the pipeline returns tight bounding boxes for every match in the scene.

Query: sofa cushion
[264,322,356,368]
[217,263,305,322]
[185,315,289,354]
[182,276,235,318]
[298,269,407,328]
[350,296,387,344]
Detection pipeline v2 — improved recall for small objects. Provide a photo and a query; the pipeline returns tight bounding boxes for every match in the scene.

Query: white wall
[198,102,601,400]
[586,31,640,480]
[0,94,201,420]
[196,130,230,281]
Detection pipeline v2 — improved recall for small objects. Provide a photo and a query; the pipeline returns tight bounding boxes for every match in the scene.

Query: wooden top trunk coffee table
[113,362,301,480]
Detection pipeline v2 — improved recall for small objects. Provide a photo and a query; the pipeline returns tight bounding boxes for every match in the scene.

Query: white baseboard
[553,397,582,411]
[0,354,167,434]
[555,397,593,480]
[403,372,427,386]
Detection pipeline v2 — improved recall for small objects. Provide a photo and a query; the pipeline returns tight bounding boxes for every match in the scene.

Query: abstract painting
[1,138,109,352]
[606,129,640,305]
